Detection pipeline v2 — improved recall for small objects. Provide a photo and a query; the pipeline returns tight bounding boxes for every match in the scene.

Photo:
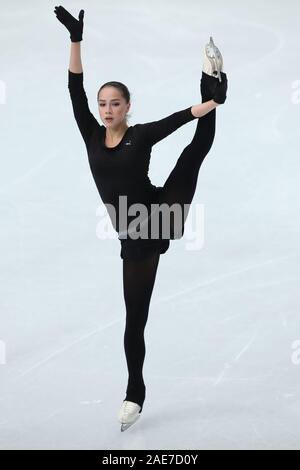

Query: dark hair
[97,81,132,120]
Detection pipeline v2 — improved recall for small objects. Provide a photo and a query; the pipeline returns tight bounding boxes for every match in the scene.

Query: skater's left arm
[191,100,219,118]
[137,107,196,147]
[138,100,218,147]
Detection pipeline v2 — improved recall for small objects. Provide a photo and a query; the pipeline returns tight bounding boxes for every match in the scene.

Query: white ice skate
[203,36,223,82]
[118,400,142,432]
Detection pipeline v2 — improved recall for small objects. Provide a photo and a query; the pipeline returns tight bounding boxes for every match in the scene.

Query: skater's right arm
[68,42,100,149]
[54,6,100,148]
[69,41,83,73]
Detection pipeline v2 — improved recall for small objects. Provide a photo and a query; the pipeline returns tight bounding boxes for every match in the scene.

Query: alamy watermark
[0,340,6,365]
[291,340,300,365]
[0,80,6,104]
[96,196,205,251]
[291,80,300,104]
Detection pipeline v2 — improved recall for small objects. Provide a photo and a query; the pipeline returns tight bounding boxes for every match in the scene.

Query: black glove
[213,72,228,104]
[54,5,84,42]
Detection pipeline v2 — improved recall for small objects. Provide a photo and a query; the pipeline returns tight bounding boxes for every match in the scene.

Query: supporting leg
[122,250,160,411]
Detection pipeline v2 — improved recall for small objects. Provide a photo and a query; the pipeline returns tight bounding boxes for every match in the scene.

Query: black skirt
[118,186,171,260]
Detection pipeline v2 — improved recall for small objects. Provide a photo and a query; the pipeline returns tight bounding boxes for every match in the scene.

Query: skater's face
[98,87,130,128]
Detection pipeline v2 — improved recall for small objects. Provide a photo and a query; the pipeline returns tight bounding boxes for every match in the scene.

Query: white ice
[0,0,300,450]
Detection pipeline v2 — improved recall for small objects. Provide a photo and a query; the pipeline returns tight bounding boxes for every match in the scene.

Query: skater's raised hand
[54,5,84,42]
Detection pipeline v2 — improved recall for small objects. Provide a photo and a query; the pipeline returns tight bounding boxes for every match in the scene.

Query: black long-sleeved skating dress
[68,70,197,259]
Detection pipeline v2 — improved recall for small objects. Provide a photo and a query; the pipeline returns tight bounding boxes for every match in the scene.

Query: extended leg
[122,250,160,412]
[157,72,219,238]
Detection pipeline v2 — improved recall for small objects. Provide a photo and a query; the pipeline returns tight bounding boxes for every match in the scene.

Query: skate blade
[205,36,222,83]
[121,423,132,432]
[120,414,140,432]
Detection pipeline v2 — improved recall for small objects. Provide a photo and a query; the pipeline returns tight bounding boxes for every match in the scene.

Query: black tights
[122,72,218,411]
[123,251,160,411]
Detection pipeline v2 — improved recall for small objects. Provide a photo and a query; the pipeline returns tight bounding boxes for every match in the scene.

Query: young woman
[54,6,228,431]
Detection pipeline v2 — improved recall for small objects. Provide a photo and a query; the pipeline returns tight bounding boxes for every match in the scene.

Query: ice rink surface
[0,0,300,450]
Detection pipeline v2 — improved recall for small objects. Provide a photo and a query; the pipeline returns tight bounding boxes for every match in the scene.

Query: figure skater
[54,6,228,431]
